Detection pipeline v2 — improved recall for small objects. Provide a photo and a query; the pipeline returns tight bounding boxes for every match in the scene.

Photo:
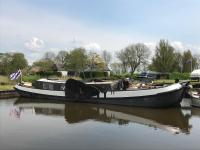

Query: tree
[43,51,56,61]
[150,40,176,73]
[181,50,197,72]
[110,62,123,74]
[11,53,28,71]
[55,50,68,69]
[174,52,183,72]
[125,43,150,75]
[195,54,200,69]
[87,52,106,71]
[0,53,28,75]
[32,59,55,73]
[101,50,112,67]
[0,53,12,74]
[116,49,129,73]
[64,48,88,72]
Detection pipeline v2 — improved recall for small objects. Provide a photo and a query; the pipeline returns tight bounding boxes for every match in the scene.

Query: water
[0,98,200,150]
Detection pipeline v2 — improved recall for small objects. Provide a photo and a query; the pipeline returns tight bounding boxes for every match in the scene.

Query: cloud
[170,41,200,55]
[1,1,199,64]
[24,37,44,50]
[84,43,101,52]
[171,41,185,51]
[144,42,156,51]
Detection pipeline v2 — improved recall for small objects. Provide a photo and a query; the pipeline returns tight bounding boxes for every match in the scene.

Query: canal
[0,98,199,150]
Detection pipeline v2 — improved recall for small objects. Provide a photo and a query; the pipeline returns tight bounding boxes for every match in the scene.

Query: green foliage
[169,72,190,80]
[11,53,28,71]
[181,50,197,73]
[32,59,55,72]
[22,75,41,83]
[149,41,198,73]
[151,40,177,72]
[0,75,16,85]
[0,85,14,90]
[22,72,61,83]
[87,52,106,71]
[64,48,88,71]
[31,59,60,77]
[153,79,176,84]
[80,71,109,79]
[0,53,28,75]
[55,51,68,69]
[110,73,139,80]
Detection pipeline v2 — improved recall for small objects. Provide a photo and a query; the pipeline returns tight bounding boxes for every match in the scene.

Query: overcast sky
[0,0,200,64]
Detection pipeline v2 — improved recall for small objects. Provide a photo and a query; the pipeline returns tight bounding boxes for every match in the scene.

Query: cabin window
[43,83,49,90]
[49,84,54,90]
[60,85,65,90]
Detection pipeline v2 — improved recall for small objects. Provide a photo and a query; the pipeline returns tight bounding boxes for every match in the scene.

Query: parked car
[139,71,169,80]
[139,71,158,79]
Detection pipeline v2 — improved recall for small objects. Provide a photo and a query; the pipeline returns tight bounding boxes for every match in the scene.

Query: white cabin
[190,69,200,81]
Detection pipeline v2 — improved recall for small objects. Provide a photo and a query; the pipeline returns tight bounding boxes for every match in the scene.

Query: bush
[169,72,190,80]
[110,73,139,80]
[22,75,41,83]
[36,71,61,77]
[110,74,123,79]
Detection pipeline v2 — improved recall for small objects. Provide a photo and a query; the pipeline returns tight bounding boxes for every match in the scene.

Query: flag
[10,70,22,80]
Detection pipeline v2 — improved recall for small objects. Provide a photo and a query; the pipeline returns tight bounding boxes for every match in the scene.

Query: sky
[0,0,200,64]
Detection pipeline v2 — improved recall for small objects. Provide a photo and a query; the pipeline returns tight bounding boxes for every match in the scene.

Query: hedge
[22,75,41,83]
[169,72,190,80]
[35,71,62,77]
[110,73,139,80]
[80,71,109,79]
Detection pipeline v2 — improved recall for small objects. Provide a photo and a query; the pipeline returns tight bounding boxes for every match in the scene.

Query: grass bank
[0,85,14,90]
[154,79,200,85]
[0,75,16,90]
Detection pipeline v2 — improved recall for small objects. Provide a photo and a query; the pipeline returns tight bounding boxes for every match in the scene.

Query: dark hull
[15,87,185,108]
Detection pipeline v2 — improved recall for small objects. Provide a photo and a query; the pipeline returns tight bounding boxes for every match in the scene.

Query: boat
[190,91,200,108]
[190,69,200,82]
[14,78,189,108]
[14,98,190,134]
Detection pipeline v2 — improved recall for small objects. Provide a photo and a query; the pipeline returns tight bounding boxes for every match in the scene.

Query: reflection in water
[191,108,200,118]
[14,98,191,134]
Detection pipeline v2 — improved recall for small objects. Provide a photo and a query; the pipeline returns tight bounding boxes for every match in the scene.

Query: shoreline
[0,90,19,99]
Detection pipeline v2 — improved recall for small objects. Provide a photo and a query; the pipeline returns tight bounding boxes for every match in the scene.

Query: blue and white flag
[10,70,22,80]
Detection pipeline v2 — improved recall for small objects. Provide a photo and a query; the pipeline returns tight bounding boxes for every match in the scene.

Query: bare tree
[43,51,56,61]
[125,43,150,75]
[110,62,123,74]
[102,50,112,67]
[55,50,68,69]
